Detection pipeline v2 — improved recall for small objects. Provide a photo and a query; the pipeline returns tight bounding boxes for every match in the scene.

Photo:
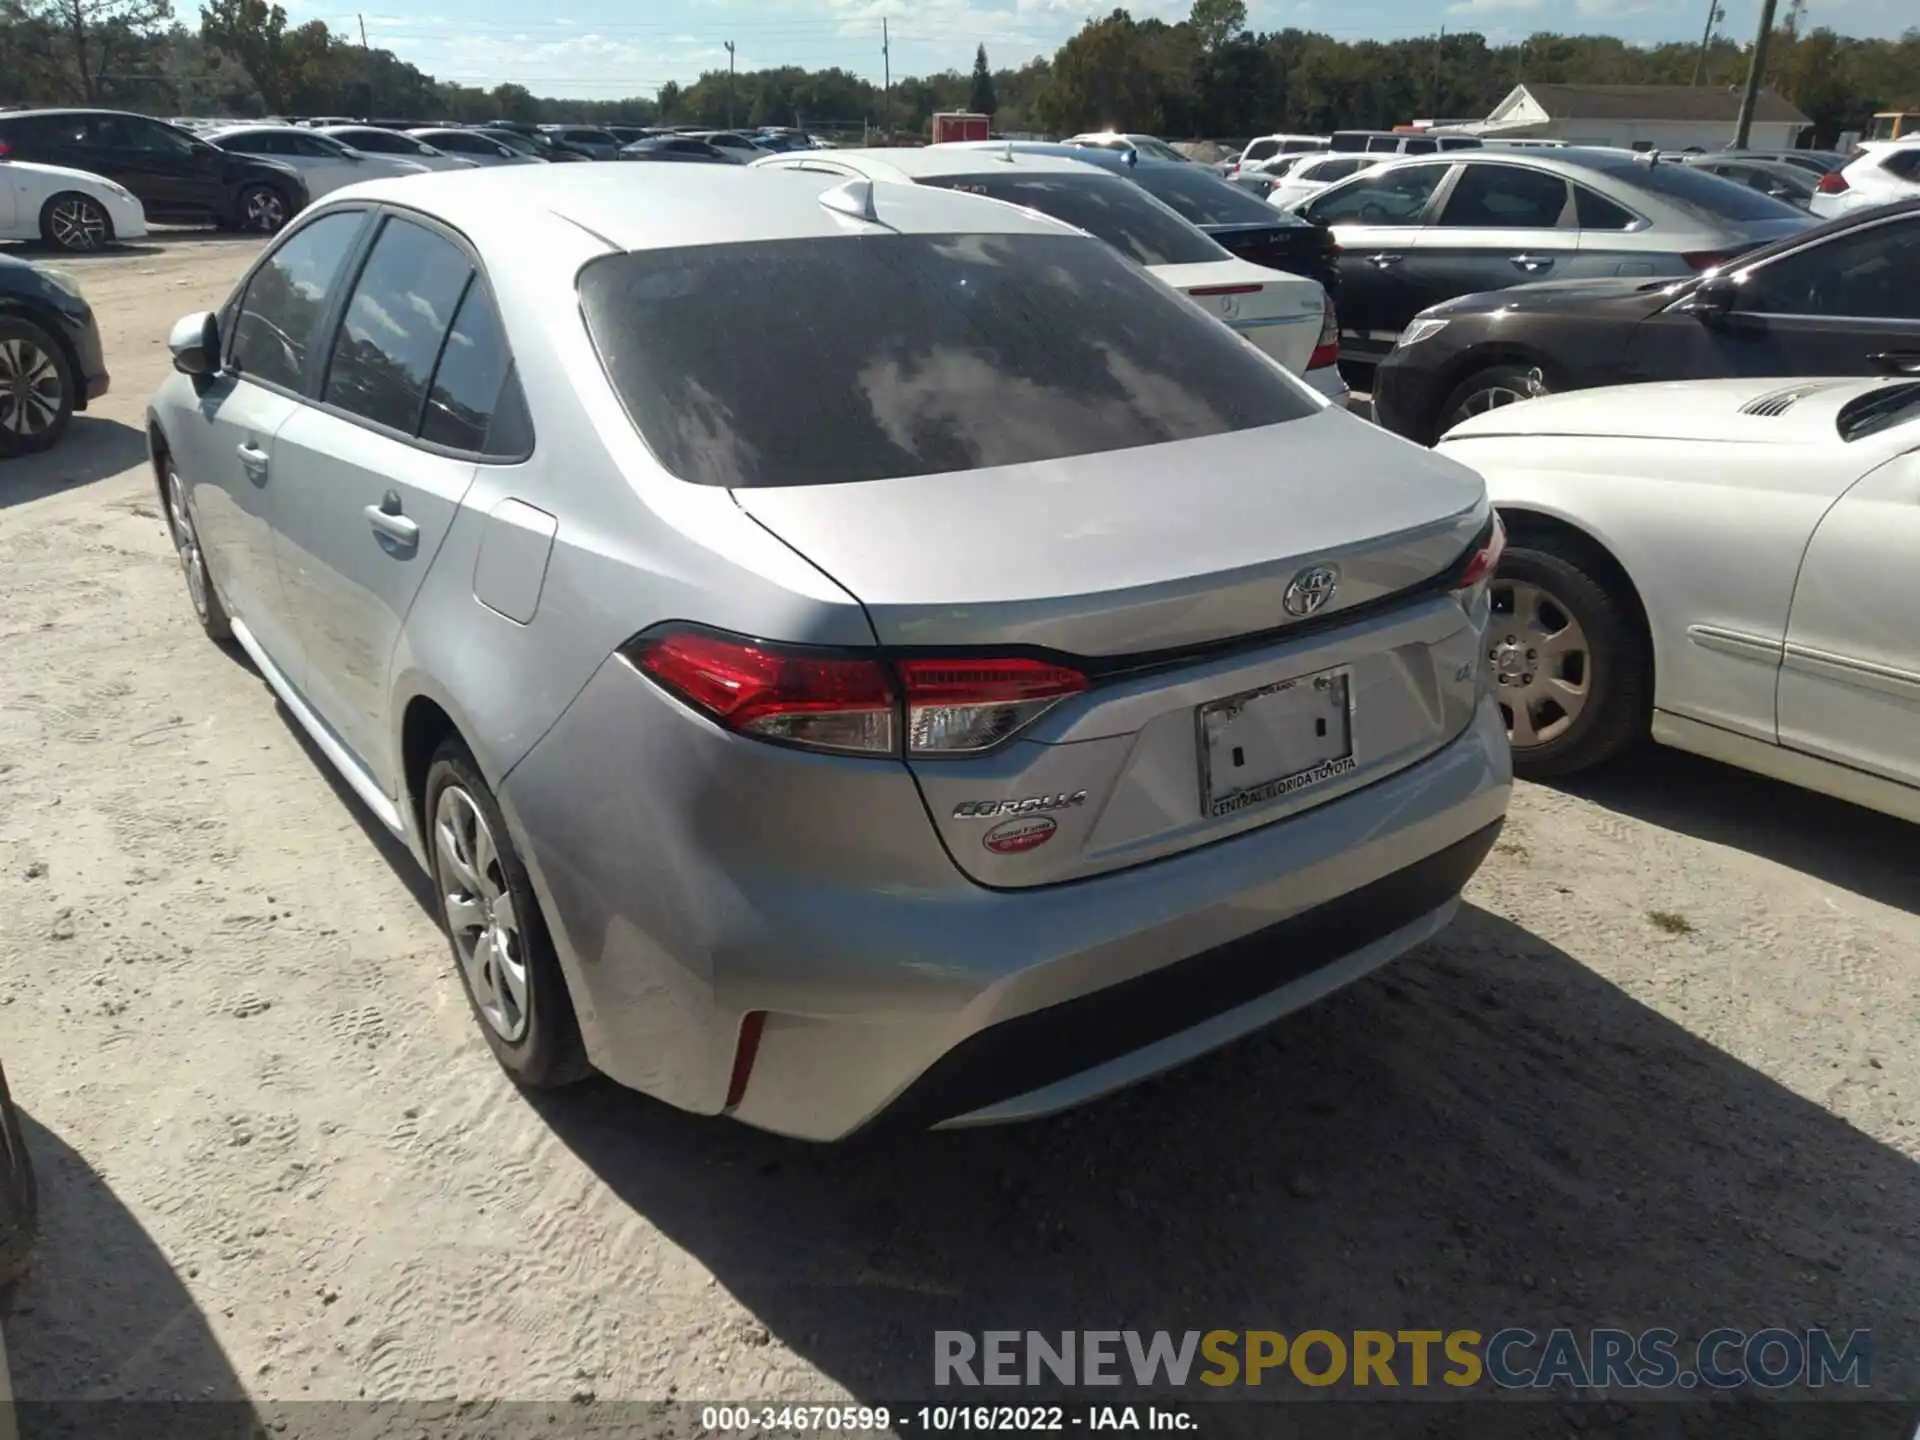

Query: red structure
[930,112,991,144]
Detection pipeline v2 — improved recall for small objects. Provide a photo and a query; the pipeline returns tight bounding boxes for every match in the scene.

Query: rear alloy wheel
[164,461,232,640]
[1438,363,1550,439]
[0,317,74,457]
[238,184,290,233]
[41,192,113,252]
[425,740,589,1089]
[1488,543,1648,779]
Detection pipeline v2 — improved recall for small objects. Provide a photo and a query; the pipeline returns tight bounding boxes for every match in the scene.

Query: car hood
[1439,375,1875,447]
[1423,274,1690,321]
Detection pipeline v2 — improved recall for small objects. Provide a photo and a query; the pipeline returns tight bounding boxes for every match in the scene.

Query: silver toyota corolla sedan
[147,165,1512,1141]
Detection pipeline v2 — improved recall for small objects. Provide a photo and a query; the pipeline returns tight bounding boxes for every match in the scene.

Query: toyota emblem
[1283,565,1339,618]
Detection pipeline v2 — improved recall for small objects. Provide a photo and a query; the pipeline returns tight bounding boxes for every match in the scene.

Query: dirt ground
[0,235,1916,1427]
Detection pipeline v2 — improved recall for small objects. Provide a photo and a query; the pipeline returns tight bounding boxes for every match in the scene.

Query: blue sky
[285,0,1913,100]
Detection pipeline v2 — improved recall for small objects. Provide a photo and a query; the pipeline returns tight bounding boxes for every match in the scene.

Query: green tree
[969,42,996,114]
[21,0,173,102]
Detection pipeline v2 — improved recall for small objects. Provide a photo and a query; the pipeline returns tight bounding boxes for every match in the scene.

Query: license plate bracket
[1197,667,1355,819]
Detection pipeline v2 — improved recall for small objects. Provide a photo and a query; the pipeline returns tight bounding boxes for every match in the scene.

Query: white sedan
[1436,375,1920,823]
[1266,153,1384,212]
[315,126,478,172]
[0,156,147,251]
[203,126,430,198]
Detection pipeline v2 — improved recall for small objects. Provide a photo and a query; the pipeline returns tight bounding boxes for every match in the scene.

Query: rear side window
[322,217,473,433]
[915,172,1223,267]
[1578,156,1803,222]
[578,232,1318,489]
[1243,140,1278,162]
[1438,164,1570,228]
[1574,186,1637,230]
[419,279,531,455]
[1306,157,1367,183]
[228,210,367,390]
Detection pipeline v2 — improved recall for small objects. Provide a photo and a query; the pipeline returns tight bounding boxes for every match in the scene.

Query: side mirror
[169,310,219,376]
[1675,274,1736,322]
[1868,351,1920,378]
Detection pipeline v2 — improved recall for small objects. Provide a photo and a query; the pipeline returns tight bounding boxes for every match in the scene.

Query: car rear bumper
[1304,363,1349,405]
[503,653,1511,1142]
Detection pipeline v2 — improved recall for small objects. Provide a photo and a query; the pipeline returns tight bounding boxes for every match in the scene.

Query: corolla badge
[1283,564,1340,618]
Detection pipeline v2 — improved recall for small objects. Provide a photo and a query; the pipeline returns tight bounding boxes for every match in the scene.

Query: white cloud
[1445,0,1543,15]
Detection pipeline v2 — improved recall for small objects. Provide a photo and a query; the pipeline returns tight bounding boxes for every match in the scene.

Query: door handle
[236,441,269,467]
[1365,253,1403,268]
[1509,254,1555,273]
[364,491,420,547]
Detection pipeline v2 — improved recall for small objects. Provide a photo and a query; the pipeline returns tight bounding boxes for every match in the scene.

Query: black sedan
[1372,198,1920,445]
[948,141,1339,296]
[0,253,109,457]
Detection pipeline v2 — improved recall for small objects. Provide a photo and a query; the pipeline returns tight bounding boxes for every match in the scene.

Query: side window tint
[1305,163,1448,225]
[1573,186,1637,231]
[419,278,526,454]
[322,218,473,433]
[228,210,367,390]
[1438,164,1569,228]
[1742,223,1920,320]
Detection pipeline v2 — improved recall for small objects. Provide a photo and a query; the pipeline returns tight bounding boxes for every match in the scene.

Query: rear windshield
[1577,155,1805,222]
[578,233,1317,489]
[1129,164,1309,228]
[913,172,1225,267]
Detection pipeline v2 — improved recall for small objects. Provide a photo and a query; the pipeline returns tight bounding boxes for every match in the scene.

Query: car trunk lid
[735,409,1493,887]
[1149,256,1326,374]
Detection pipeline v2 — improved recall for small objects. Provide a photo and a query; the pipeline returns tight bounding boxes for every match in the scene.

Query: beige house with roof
[1436,83,1813,152]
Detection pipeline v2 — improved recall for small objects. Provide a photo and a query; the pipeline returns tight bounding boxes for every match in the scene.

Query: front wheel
[425,740,590,1089]
[0,315,75,457]
[1438,363,1550,439]
[1487,543,1649,780]
[40,191,114,252]
[163,460,232,641]
[236,184,291,233]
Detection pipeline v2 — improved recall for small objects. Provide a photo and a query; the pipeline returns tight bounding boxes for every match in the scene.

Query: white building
[1434,83,1813,152]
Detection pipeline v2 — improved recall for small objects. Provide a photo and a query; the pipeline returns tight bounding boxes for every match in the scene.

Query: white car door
[1777,443,1920,787]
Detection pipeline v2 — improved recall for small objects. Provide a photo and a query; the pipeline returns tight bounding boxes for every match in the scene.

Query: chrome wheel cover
[0,336,63,439]
[49,197,107,251]
[244,188,285,231]
[1447,368,1548,431]
[1488,578,1591,749]
[433,785,530,1043]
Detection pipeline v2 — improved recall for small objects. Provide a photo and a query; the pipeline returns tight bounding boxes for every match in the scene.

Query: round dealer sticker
[983,816,1057,854]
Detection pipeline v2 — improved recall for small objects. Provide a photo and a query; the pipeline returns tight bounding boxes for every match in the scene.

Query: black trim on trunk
[864,817,1502,1135]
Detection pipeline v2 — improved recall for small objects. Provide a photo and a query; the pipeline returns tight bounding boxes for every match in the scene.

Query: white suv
[1811,139,1920,218]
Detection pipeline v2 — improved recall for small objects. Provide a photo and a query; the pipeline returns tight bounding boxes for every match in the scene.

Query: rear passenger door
[1408,160,1576,315]
[268,213,529,788]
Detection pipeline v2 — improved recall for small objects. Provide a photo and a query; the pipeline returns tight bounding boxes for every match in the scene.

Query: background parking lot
[1,234,1917,1416]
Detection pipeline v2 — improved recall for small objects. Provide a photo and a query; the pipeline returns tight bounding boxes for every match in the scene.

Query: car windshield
[578,232,1316,489]
[1128,164,1310,228]
[913,171,1224,267]
[1574,154,1805,223]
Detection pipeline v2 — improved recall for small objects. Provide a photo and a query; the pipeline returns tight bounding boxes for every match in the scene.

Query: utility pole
[1731,0,1779,149]
[724,40,736,129]
[881,18,891,139]
[357,13,368,45]
[1690,0,1723,86]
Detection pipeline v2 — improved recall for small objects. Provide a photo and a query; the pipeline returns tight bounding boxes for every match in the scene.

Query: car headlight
[1395,317,1448,349]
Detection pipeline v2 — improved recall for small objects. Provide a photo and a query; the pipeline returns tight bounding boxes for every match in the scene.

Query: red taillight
[1815,170,1849,194]
[1681,251,1730,271]
[0,141,9,157]
[1308,294,1339,370]
[632,631,895,754]
[1187,283,1263,297]
[897,657,1087,755]
[630,630,1087,756]
[1454,514,1507,601]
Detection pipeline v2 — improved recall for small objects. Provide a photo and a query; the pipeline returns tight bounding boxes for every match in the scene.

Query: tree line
[0,0,1914,146]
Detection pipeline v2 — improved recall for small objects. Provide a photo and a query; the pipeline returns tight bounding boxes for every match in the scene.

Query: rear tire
[0,1062,38,1292]
[39,191,114,252]
[1489,542,1649,780]
[0,315,76,457]
[236,183,292,234]
[424,740,590,1089]
[1437,363,1551,440]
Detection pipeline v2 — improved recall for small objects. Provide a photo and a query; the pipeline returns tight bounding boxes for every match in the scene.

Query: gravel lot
[1,235,1916,1428]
